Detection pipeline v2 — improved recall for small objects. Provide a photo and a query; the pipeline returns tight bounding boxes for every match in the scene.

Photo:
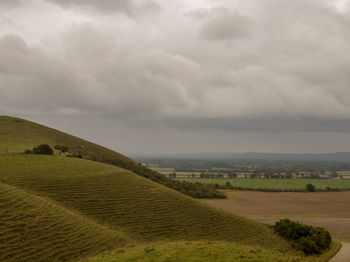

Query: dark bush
[54,145,68,153]
[274,218,331,255]
[306,183,316,192]
[32,144,54,155]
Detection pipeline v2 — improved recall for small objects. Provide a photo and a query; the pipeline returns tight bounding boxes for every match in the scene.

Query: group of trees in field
[25,144,54,155]
[24,144,85,159]
[274,219,332,255]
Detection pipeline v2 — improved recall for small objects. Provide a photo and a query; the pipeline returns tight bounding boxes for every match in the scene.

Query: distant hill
[134,152,350,162]
[0,116,223,199]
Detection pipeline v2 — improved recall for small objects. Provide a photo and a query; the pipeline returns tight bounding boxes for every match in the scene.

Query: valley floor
[203,191,350,242]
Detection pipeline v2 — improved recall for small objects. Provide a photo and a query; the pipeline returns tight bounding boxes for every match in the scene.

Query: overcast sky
[1,0,350,155]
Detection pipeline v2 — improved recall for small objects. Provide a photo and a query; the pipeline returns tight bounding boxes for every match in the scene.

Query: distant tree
[32,144,53,155]
[306,183,316,192]
[330,171,338,178]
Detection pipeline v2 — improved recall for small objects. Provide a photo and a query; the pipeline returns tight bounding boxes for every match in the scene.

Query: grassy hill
[0,182,129,262]
[0,116,224,198]
[0,116,339,261]
[83,241,341,262]
[0,155,286,246]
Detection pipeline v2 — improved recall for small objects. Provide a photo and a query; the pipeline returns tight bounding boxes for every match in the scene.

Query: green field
[84,241,341,262]
[174,178,350,190]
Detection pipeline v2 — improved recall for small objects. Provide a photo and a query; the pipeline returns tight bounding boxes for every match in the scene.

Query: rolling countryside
[0,116,341,261]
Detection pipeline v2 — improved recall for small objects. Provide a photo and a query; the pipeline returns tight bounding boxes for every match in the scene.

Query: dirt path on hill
[330,242,350,262]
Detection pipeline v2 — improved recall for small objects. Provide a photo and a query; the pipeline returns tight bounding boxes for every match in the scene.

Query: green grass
[0,116,224,199]
[0,155,290,248]
[0,182,129,262]
[174,178,350,190]
[0,116,131,162]
[82,241,338,262]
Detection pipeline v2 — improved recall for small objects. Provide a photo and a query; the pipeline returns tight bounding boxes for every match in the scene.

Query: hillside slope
[84,241,340,262]
[0,155,288,249]
[0,181,129,262]
[0,116,224,198]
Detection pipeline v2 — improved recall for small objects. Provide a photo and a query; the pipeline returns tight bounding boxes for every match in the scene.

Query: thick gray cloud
[199,9,253,40]
[45,0,161,15]
[1,0,350,154]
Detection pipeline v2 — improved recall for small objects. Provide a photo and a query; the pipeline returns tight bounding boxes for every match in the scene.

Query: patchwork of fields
[175,178,350,190]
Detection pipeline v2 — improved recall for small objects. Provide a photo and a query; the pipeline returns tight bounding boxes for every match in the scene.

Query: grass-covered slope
[84,241,340,262]
[0,182,129,262]
[0,116,224,198]
[0,155,288,250]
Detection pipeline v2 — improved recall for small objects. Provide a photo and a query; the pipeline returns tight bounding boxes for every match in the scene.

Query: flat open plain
[203,191,350,242]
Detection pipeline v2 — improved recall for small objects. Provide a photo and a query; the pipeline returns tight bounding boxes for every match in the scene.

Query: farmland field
[174,178,350,190]
[203,191,350,242]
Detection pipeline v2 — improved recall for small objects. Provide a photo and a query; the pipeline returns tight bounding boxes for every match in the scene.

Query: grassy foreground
[174,178,350,190]
[83,241,342,262]
[0,182,129,262]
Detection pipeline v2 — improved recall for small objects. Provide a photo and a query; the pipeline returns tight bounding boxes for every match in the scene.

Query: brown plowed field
[203,191,350,242]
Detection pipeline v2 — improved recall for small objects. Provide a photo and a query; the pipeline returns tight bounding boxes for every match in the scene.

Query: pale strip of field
[203,191,350,242]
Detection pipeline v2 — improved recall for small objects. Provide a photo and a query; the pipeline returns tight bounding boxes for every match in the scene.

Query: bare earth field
[203,191,350,242]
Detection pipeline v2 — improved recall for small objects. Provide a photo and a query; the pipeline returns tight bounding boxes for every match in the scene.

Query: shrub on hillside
[54,145,68,153]
[273,218,331,255]
[32,144,54,155]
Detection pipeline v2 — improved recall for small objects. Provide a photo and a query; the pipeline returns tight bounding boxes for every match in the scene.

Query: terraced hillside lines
[84,241,335,262]
[0,155,289,250]
[0,182,130,262]
[0,116,225,199]
[0,116,131,162]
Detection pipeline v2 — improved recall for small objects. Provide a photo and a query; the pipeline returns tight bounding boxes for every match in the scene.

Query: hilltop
[0,116,223,198]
